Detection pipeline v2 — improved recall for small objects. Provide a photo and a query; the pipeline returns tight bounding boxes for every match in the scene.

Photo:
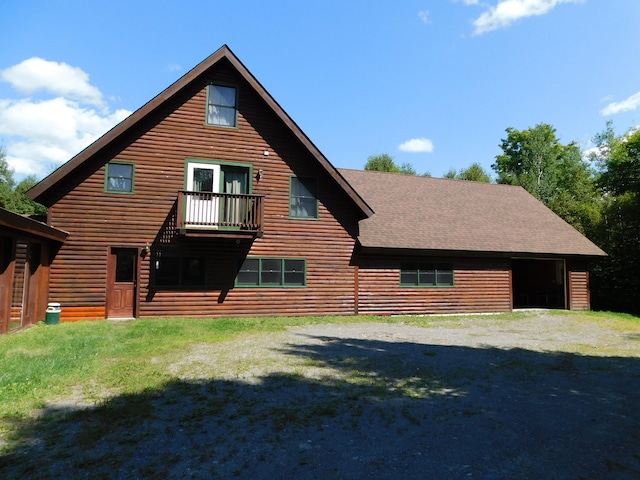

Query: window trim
[400,262,454,288]
[236,257,307,288]
[289,176,319,220]
[105,161,135,194]
[205,84,238,128]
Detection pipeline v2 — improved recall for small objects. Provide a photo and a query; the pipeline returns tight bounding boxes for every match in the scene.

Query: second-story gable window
[290,176,318,219]
[206,85,237,127]
[105,162,134,193]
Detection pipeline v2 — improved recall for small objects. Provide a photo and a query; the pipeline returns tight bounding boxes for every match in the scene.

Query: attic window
[290,176,318,219]
[206,85,237,127]
[105,162,134,194]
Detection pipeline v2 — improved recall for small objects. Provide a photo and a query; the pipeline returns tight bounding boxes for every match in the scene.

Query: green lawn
[1,310,639,478]
[0,310,637,422]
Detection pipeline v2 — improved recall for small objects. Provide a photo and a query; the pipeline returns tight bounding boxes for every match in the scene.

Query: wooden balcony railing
[177,191,264,236]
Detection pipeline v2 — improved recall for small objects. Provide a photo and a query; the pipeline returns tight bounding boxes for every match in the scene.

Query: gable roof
[339,169,606,257]
[27,45,373,217]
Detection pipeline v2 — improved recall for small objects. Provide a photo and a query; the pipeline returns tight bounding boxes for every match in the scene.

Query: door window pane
[115,250,135,282]
[193,168,214,192]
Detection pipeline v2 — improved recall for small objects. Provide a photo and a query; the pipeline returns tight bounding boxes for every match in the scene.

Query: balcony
[177,190,264,238]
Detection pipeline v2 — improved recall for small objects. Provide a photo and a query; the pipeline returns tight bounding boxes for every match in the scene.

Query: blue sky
[1,0,639,180]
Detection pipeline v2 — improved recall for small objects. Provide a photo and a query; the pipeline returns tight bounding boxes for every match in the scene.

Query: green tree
[443,168,457,179]
[459,163,491,183]
[398,162,416,175]
[589,124,640,313]
[492,124,599,234]
[364,154,420,176]
[0,147,17,210]
[365,153,400,173]
[444,163,491,182]
[0,147,47,215]
[15,175,48,216]
[493,124,563,204]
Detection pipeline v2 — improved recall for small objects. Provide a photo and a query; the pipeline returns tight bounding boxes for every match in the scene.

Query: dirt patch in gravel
[2,313,640,479]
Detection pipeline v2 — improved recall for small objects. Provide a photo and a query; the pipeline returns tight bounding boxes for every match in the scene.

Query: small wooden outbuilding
[0,208,68,333]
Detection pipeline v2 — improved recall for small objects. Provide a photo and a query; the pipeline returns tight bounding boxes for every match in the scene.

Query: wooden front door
[107,248,137,318]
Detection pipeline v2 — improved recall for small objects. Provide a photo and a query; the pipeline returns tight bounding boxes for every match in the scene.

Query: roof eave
[356,243,607,259]
[28,46,232,204]
[0,208,69,243]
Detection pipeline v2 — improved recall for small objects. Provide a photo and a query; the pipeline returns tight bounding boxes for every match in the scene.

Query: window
[105,162,134,193]
[206,85,237,127]
[290,176,318,219]
[237,258,306,287]
[400,262,454,287]
[153,252,206,287]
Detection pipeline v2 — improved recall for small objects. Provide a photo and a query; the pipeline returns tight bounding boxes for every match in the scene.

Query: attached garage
[512,258,566,309]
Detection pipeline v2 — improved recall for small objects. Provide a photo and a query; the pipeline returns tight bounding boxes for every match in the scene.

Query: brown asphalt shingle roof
[339,169,606,257]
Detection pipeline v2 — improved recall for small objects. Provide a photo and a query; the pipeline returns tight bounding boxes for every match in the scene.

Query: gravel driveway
[2,313,640,479]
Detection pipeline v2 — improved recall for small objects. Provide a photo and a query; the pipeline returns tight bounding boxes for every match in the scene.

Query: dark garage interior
[512,259,566,309]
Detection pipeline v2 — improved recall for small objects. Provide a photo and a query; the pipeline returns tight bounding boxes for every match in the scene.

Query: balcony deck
[176,191,264,238]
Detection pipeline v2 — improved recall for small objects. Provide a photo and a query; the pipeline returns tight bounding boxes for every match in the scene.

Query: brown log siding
[568,265,590,311]
[355,256,512,315]
[44,58,597,321]
[48,62,361,320]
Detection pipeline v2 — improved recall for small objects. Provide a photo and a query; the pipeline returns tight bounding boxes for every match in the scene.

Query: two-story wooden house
[27,45,605,322]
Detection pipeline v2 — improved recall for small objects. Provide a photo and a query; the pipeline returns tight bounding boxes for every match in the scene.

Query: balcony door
[186,162,221,226]
[185,162,250,227]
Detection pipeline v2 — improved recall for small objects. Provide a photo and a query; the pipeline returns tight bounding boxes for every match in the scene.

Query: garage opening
[512,259,566,309]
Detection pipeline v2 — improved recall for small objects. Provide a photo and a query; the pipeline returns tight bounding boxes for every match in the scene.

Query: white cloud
[1,57,105,107]
[418,10,432,24]
[600,91,640,116]
[398,137,434,153]
[471,0,584,35]
[0,59,132,178]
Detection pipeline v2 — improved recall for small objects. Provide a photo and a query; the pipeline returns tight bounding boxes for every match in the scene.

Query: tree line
[0,147,47,216]
[366,122,640,314]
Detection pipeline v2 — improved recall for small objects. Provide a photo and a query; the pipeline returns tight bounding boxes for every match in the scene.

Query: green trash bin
[45,303,61,325]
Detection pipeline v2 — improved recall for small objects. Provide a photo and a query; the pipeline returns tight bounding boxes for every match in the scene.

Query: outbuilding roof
[339,168,606,257]
[0,207,68,243]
